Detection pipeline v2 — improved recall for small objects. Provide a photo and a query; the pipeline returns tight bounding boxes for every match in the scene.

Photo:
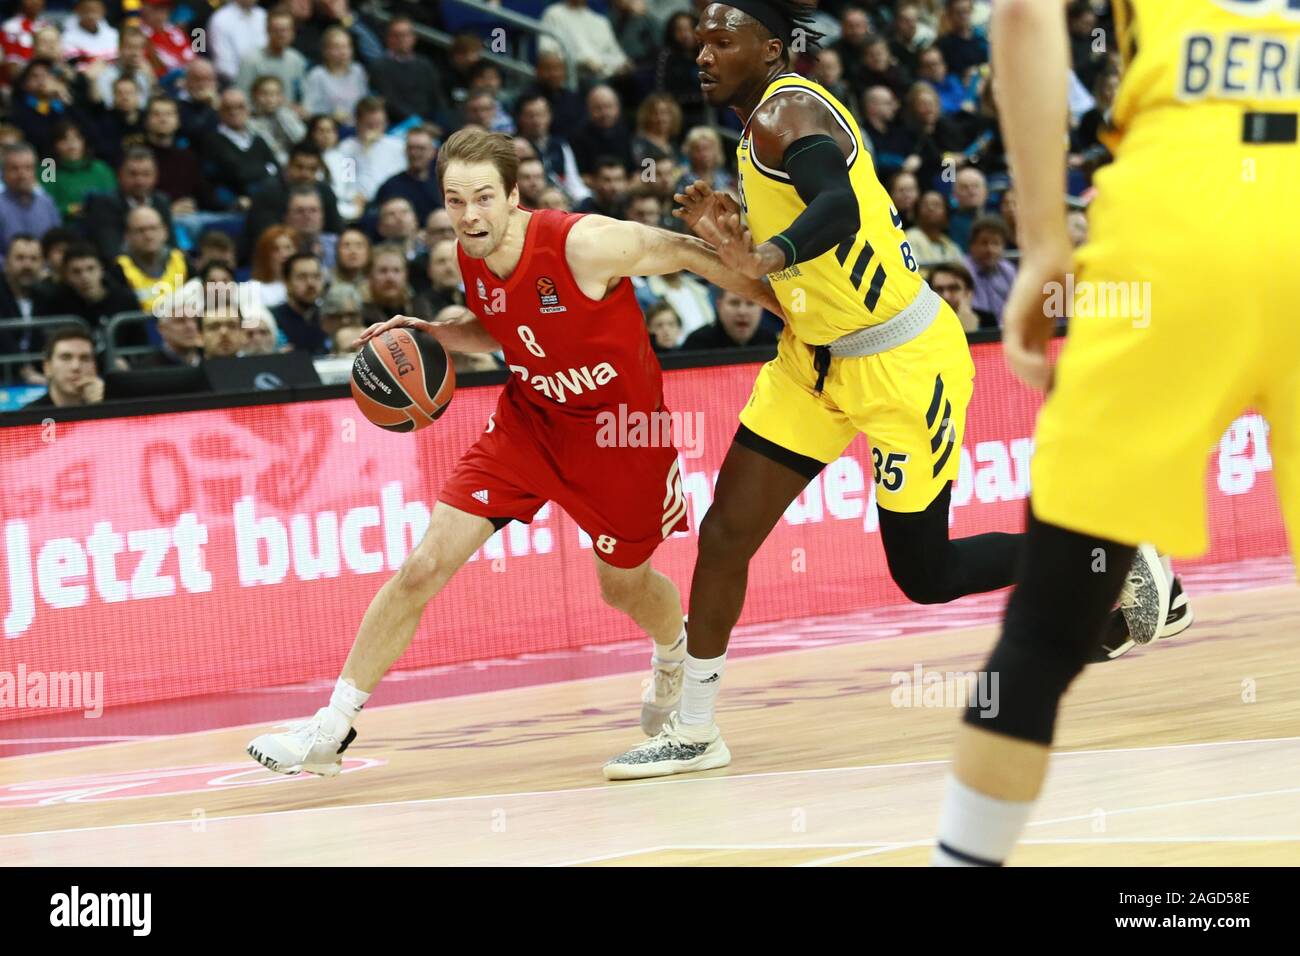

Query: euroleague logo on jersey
[536,276,567,314]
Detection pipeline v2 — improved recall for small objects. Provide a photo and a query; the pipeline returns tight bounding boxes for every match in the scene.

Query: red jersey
[456,209,662,420]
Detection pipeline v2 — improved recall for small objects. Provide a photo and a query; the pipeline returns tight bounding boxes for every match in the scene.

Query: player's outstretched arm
[992,0,1072,390]
[358,306,503,354]
[567,215,784,318]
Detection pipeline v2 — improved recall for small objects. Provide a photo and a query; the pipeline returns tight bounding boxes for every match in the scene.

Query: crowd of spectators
[0,0,1116,409]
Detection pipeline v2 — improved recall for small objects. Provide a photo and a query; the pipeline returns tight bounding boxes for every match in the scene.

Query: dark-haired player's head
[696,1,824,108]
[437,127,520,261]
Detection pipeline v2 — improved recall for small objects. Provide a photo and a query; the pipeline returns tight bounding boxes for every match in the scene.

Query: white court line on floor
[5,735,1298,845]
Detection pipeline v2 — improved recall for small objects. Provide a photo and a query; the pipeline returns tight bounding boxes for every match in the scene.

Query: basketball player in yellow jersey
[602,0,1171,780]
[931,0,1300,866]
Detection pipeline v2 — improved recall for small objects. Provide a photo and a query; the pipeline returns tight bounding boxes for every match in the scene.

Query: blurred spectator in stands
[655,12,708,131]
[646,301,682,353]
[516,157,549,209]
[0,145,59,264]
[934,0,987,78]
[375,125,441,223]
[32,25,73,89]
[177,59,221,144]
[422,209,455,253]
[117,205,187,315]
[516,93,589,204]
[39,227,78,280]
[303,26,368,126]
[929,260,989,332]
[243,308,281,355]
[682,127,735,194]
[62,0,119,68]
[610,0,657,71]
[139,0,196,79]
[624,187,665,229]
[243,142,342,260]
[917,45,974,115]
[464,88,515,137]
[136,308,201,367]
[861,86,909,178]
[440,31,483,115]
[192,231,238,275]
[537,186,572,211]
[208,0,267,84]
[202,305,249,359]
[238,7,309,112]
[285,185,337,269]
[512,136,537,163]
[331,321,364,354]
[632,94,682,173]
[0,235,52,381]
[203,87,281,208]
[1,0,51,67]
[887,170,919,229]
[833,6,873,92]
[334,97,404,219]
[576,157,629,218]
[142,96,208,215]
[303,114,353,206]
[362,243,431,325]
[905,190,963,268]
[424,238,465,313]
[813,49,857,122]
[998,187,1019,251]
[376,196,424,266]
[1071,69,1118,178]
[318,282,363,353]
[1067,206,1088,249]
[368,17,440,127]
[46,242,139,332]
[683,289,777,350]
[633,269,713,340]
[540,0,631,86]
[1067,0,1106,92]
[899,83,960,190]
[249,75,307,169]
[270,251,326,353]
[89,74,147,169]
[948,165,988,250]
[43,121,115,219]
[250,225,299,310]
[889,3,932,77]
[11,59,72,158]
[964,215,1015,324]
[299,0,382,66]
[91,27,155,106]
[83,147,174,260]
[860,37,912,100]
[523,50,586,143]
[330,225,371,299]
[23,328,104,408]
[571,85,633,177]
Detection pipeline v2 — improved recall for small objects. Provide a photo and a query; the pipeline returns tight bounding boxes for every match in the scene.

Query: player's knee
[393,549,451,602]
[597,569,641,611]
[698,506,760,565]
[889,565,953,605]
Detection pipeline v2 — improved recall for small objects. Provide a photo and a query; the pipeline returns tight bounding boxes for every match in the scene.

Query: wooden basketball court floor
[1,581,1297,867]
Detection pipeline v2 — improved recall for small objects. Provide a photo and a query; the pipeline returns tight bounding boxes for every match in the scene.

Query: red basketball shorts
[439,396,689,569]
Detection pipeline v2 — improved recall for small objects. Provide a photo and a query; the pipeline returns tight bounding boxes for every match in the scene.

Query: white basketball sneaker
[640,659,683,736]
[247,707,357,777]
[1117,543,1172,646]
[604,712,730,780]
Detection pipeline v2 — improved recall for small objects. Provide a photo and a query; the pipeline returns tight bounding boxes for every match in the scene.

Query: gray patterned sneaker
[1092,577,1193,663]
[1116,543,1172,647]
[603,712,731,780]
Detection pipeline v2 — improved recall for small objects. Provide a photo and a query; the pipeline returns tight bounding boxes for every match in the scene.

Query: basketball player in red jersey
[247,128,782,777]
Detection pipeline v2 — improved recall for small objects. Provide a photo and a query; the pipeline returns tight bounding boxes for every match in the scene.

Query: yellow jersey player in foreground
[602,0,1171,780]
[932,0,1300,866]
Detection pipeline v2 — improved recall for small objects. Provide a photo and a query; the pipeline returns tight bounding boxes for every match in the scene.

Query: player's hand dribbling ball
[351,318,455,431]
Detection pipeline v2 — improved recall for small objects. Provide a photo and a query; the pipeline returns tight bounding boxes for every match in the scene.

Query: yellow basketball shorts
[739,304,976,513]
[1031,122,1300,562]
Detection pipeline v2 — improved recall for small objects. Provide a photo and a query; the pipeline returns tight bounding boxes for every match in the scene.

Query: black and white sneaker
[1093,577,1194,663]
[603,712,731,780]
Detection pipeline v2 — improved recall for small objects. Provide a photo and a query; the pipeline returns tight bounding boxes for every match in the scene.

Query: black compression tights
[876,483,1024,605]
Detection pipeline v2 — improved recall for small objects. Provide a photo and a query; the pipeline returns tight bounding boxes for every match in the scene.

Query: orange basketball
[350,327,455,432]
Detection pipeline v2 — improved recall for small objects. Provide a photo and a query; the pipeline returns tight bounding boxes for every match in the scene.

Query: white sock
[679,651,726,727]
[653,626,687,668]
[329,677,370,725]
[931,774,1034,867]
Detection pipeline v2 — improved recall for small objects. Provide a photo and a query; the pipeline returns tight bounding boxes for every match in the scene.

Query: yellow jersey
[118,248,188,315]
[1105,0,1300,153]
[736,73,923,345]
